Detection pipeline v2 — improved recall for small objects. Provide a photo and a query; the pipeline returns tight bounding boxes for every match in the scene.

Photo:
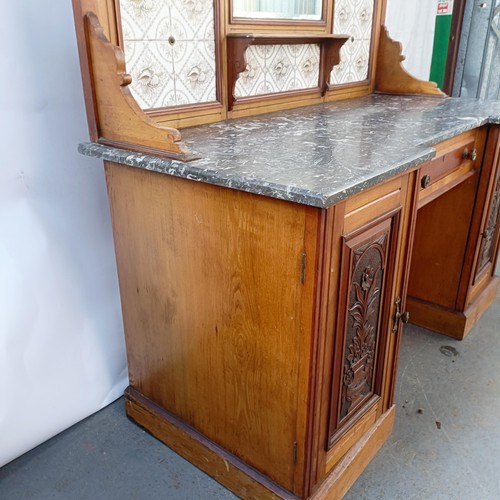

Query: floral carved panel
[340,235,386,421]
[328,218,395,449]
[476,170,500,280]
[119,0,217,109]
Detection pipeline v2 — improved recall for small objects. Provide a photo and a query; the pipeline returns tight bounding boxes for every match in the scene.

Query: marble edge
[78,142,327,207]
[322,147,437,206]
[78,142,437,208]
[416,116,489,147]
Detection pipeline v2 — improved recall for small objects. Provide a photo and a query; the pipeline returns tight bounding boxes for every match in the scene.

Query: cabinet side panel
[104,162,315,490]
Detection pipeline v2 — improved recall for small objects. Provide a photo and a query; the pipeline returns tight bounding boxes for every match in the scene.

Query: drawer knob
[421,174,431,189]
[463,147,477,161]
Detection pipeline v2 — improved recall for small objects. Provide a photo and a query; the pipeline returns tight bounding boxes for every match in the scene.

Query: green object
[430,13,453,89]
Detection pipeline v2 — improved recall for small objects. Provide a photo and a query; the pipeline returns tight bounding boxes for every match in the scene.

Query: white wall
[385,0,437,81]
[0,2,127,467]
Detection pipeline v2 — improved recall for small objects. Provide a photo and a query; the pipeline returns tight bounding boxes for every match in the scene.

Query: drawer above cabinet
[418,129,486,208]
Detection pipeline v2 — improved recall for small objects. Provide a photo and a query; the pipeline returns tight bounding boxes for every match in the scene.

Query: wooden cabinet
[102,127,500,499]
[407,126,500,339]
[104,157,416,498]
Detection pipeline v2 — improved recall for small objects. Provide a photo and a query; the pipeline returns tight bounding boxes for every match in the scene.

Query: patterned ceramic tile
[174,41,217,105]
[334,0,374,40]
[170,0,214,41]
[331,0,374,85]
[120,0,217,109]
[234,43,321,98]
[266,45,295,93]
[234,46,267,98]
[295,44,320,88]
[331,38,370,85]
[125,41,175,109]
[119,0,167,41]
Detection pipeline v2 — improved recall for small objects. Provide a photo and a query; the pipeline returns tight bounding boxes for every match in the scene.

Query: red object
[438,3,449,14]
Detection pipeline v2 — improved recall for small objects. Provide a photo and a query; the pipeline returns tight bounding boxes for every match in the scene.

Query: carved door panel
[474,131,500,284]
[328,212,399,448]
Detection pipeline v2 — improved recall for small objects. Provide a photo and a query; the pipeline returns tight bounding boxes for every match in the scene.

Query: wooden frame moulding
[72,5,199,161]
[226,0,334,34]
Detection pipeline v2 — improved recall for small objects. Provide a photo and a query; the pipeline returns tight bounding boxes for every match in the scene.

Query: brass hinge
[293,441,298,465]
[300,253,307,284]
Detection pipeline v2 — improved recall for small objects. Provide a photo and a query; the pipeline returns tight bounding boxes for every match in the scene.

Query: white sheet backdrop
[385,0,438,81]
[0,2,127,467]
[0,0,436,467]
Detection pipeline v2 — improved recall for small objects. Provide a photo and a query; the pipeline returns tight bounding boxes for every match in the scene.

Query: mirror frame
[228,0,334,32]
[231,0,325,24]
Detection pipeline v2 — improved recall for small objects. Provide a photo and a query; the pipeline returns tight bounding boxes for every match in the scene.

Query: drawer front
[418,130,481,207]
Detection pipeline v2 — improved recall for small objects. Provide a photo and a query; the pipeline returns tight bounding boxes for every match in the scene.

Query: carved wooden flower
[361,265,375,292]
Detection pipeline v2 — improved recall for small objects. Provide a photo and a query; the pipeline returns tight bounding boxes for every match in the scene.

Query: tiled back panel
[235,44,321,98]
[119,0,376,109]
[331,0,375,85]
[119,0,217,109]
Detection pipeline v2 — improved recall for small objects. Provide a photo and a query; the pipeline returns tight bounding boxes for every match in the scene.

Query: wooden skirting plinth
[125,387,395,499]
[124,387,294,500]
[310,406,395,500]
[407,276,500,340]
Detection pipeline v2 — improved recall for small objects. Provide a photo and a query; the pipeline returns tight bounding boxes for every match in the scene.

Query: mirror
[232,0,323,21]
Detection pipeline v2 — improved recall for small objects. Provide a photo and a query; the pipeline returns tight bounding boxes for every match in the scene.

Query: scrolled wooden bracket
[82,12,200,162]
[375,27,446,98]
[227,35,255,111]
[320,37,350,95]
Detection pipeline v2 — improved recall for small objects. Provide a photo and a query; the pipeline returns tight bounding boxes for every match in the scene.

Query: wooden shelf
[226,33,350,110]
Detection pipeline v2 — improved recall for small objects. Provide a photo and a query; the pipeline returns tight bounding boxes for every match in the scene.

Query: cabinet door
[328,212,399,447]
[473,128,500,285]
[312,174,415,487]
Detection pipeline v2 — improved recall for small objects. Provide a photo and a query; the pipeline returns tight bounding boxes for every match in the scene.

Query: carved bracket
[375,27,446,98]
[81,12,199,162]
[226,34,349,110]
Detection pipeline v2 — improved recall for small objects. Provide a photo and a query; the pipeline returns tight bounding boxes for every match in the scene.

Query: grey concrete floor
[2,298,500,500]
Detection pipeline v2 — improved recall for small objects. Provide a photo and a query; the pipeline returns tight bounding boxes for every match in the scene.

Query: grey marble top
[78,94,500,208]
